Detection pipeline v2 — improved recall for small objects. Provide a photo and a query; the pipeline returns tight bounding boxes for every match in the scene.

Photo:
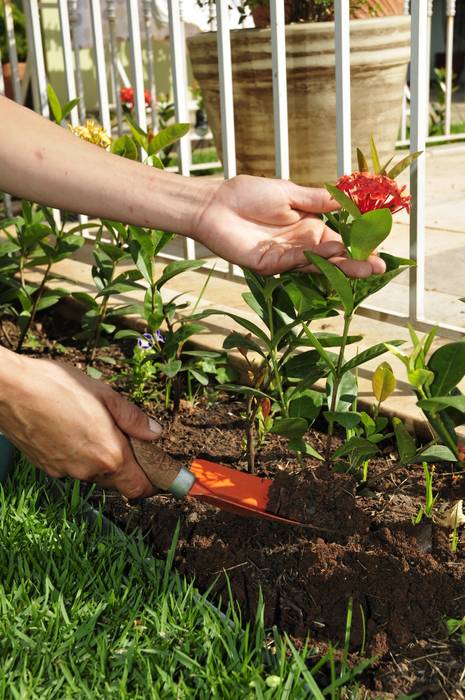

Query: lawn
[0,458,368,699]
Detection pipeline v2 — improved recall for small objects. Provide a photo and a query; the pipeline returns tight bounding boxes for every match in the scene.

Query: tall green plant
[0,203,89,352]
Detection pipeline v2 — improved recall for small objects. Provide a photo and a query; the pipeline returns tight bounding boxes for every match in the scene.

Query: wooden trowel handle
[129,436,195,498]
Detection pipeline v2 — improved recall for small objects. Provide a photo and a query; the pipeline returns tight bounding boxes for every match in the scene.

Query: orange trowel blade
[188,458,301,525]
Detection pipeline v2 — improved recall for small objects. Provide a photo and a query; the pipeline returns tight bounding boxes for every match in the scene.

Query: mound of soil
[2,312,465,697]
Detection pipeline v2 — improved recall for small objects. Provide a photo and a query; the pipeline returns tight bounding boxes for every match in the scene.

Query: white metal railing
[0,0,464,339]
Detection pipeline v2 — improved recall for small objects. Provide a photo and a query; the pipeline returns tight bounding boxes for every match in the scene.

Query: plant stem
[266,298,287,417]
[245,395,258,474]
[325,314,352,465]
[16,261,52,353]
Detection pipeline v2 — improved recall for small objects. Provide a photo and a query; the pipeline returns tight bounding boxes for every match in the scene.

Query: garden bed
[2,310,465,698]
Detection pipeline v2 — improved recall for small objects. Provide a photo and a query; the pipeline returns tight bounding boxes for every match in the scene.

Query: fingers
[96,434,155,500]
[287,183,340,214]
[103,388,162,440]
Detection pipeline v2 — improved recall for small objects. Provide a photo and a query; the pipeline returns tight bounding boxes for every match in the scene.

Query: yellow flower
[69,120,111,149]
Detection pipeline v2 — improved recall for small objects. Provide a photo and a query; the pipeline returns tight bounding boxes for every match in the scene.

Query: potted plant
[188,0,410,186]
[1,2,28,100]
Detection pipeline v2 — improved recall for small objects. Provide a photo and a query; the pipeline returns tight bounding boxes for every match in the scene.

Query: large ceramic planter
[188,16,411,186]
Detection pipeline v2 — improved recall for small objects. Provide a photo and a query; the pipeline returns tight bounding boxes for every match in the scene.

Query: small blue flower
[137,331,164,350]
[137,333,154,350]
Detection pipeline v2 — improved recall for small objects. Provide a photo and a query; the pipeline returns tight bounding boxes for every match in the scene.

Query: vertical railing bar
[409,1,428,322]
[425,0,433,137]
[106,1,123,135]
[215,0,236,179]
[270,0,289,180]
[4,0,21,103]
[168,0,195,260]
[334,0,352,176]
[23,0,49,117]
[143,0,158,131]
[444,0,456,136]
[0,52,12,216]
[215,1,237,277]
[57,0,79,126]
[89,0,111,135]
[167,1,191,177]
[68,1,86,123]
[126,0,147,141]
[400,1,410,143]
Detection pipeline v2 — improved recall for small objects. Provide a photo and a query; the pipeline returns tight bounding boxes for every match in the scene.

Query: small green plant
[413,462,437,524]
[389,319,465,463]
[445,615,465,645]
[73,221,143,364]
[0,203,87,352]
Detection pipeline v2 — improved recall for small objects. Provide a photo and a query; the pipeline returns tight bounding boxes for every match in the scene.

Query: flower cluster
[69,120,111,149]
[336,171,411,215]
[137,331,164,350]
[120,87,151,110]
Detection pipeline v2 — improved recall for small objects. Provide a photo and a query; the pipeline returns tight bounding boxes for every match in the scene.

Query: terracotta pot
[188,16,410,186]
[2,61,26,99]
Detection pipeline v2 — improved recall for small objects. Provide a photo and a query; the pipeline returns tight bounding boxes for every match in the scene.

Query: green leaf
[287,438,324,460]
[147,123,190,155]
[156,259,205,290]
[86,366,103,379]
[194,309,271,349]
[114,329,140,340]
[159,359,182,379]
[353,254,414,307]
[372,362,396,402]
[350,208,393,261]
[387,151,422,180]
[72,292,98,309]
[61,97,80,120]
[325,183,361,220]
[35,292,64,311]
[218,384,272,401]
[393,417,417,465]
[418,396,465,414]
[370,135,381,174]
[189,368,209,386]
[326,371,358,412]
[356,148,368,172]
[408,368,434,391]
[111,135,138,160]
[270,417,307,440]
[414,445,457,463]
[222,331,266,358]
[341,340,401,374]
[289,390,323,423]
[428,341,465,397]
[47,84,62,123]
[332,437,378,460]
[304,252,354,315]
[324,411,361,429]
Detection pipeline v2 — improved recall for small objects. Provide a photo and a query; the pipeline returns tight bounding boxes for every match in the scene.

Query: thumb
[103,388,162,441]
[288,184,339,214]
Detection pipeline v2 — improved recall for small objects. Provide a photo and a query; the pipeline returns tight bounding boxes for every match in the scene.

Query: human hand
[193,175,386,277]
[0,352,160,498]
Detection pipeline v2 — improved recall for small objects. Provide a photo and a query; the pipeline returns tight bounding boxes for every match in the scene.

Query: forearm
[0,96,218,239]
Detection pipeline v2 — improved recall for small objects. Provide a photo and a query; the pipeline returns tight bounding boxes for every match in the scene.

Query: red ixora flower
[119,86,151,109]
[336,171,411,215]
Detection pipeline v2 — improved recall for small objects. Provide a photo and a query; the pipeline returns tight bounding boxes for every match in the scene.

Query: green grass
[0,459,370,698]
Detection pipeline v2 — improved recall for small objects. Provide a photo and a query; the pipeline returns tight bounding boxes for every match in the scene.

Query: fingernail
[149,417,162,437]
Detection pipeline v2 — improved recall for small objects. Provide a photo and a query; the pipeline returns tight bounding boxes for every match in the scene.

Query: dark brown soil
[2,312,465,698]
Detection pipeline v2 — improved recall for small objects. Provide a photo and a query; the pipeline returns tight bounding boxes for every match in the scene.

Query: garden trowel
[129,437,301,525]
